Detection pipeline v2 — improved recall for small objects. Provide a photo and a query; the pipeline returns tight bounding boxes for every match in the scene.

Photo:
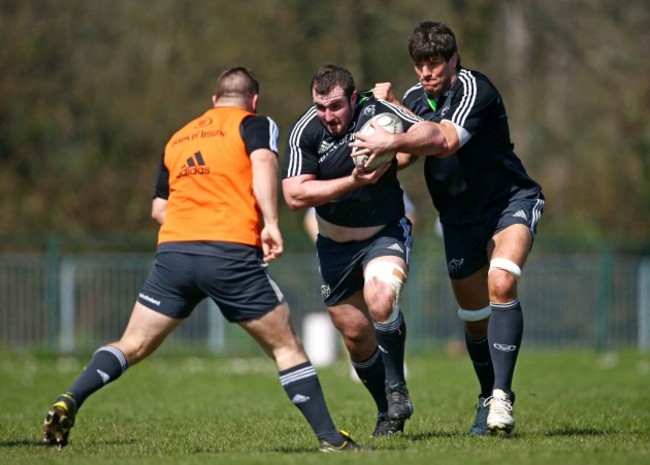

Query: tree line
[1,0,648,252]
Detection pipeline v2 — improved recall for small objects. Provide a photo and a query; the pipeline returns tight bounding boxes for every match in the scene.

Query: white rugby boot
[485,389,515,433]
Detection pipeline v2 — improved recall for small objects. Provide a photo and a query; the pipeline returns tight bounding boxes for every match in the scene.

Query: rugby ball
[352,112,404,171]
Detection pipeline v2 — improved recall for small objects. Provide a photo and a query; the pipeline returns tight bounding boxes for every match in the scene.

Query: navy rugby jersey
[283,99,420,228]
[403,68,543,224]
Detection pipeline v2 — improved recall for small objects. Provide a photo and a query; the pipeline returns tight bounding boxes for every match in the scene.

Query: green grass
[1,350,649,464]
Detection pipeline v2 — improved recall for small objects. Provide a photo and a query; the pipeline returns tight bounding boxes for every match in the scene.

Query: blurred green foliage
[1,0,648,249]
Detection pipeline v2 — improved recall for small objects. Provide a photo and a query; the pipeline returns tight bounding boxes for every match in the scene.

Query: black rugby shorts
[138,245,285,322]
[316,217,413,306]
[442,194,545,279]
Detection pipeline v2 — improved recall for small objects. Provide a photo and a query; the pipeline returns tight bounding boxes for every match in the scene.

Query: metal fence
[0,251,648,355]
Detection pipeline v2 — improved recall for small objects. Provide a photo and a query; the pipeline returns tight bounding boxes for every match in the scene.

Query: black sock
[488,300,523,393]
[465,332,494,398]
[279,361,343,445]
[373,310,407,386]
[351,348,388,413]
[67,345,128,408]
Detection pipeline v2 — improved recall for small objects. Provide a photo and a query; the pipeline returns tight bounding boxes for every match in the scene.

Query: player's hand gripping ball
[352,112,403,171]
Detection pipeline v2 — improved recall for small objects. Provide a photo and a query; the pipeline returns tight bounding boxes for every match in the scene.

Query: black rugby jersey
[283,99,420,228]
[403,68,543,224]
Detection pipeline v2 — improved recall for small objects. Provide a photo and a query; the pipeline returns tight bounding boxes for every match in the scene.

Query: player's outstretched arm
[350,120,456,158]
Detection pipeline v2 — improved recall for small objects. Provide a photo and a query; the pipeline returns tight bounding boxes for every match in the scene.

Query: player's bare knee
[363,278,388,299]
[115,340,154,365]
[365,290,395,322]
[372,302,401,328]
[343,330,377,360]
[368,301,397,325]
[488,258,521,299]
[488,272,517,299]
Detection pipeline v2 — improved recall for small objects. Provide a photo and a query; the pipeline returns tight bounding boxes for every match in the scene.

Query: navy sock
[465,332,495,398]
[279,361,343,445]
[351,348,388,413]
[373,310,407,386]
[488,300,523,393]
[67,346,128,408]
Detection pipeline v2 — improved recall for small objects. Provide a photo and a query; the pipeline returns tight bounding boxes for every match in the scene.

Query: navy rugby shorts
[137,244,285,322]
[442,194,545,280]
[316,217,413,306]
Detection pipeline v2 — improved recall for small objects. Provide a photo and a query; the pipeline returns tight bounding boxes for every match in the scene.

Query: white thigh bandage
[489,258,522,281]
[364,261,406,300]
[458,305,492,322]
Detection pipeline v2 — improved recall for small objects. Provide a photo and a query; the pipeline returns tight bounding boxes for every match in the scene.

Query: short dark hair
[310,64,356,99]
[408,21,458,66]
[215,66,259,99]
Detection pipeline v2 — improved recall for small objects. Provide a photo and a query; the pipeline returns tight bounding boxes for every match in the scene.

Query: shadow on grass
[273,446,323,454]
[403,428,609,441]
[0,439,50,448]
[406,431,465,441]
[546,427,608,437]
[407,428,610,440]
[0,438,138,448]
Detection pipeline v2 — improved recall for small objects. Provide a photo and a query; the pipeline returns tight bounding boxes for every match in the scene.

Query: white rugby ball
[352,112,404,171]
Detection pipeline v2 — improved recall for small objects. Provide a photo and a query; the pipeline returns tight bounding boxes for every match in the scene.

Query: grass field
[1,349,649,465]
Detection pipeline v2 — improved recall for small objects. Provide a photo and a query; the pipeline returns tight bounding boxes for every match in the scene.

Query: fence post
[595,244,612,352]
[59,257,76,353]
[639,258,650,351]
[406,256,424,352]
[46,235,61,352]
